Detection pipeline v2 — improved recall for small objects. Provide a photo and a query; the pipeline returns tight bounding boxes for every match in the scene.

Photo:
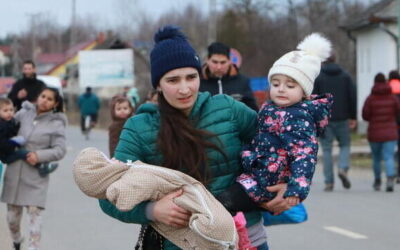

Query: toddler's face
[0,104,15,121]
[270,74,305,107]
[115,101,132,119]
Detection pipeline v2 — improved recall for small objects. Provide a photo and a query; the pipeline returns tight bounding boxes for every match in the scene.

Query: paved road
[268,168,400,250]
[0,126,139,250]
[1,126,399,250]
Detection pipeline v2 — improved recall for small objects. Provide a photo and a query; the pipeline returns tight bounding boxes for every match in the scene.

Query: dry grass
[351,153,372,169]
[351,132,368,146]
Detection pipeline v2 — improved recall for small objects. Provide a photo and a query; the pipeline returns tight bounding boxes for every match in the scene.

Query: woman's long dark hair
[157,93,227,184]
[40,87,64,113]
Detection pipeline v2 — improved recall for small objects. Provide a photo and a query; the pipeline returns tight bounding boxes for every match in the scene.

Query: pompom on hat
[150,26,202,88]
[268,33,332,96]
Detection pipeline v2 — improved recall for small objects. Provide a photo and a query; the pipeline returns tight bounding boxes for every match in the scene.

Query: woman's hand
[152,189,191,228]
[259,183,290,215]
[26,152,39,166]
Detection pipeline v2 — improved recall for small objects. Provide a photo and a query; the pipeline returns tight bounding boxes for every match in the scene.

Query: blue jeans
[257,242,269,250]
[369,141,396,180]
[397,129,400,177]
[319,120,351,184]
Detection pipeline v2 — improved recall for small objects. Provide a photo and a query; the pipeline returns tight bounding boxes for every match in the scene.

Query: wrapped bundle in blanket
[73,147,238,250]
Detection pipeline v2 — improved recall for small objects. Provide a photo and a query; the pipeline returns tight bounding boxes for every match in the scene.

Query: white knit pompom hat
[268,33,332,96]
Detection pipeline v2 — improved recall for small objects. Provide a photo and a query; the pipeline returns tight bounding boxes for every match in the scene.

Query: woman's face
[37,89,58,114]
[158,67,200,115]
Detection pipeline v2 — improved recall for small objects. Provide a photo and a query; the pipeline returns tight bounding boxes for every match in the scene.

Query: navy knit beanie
[150,26,202,88]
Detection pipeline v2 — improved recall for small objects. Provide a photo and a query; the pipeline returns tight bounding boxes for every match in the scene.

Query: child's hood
[301,93,333,136]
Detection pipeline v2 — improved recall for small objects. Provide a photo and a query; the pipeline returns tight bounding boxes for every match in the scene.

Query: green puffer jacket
[99,92,260,249]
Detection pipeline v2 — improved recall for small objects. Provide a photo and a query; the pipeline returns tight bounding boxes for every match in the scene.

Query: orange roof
[46,40,98,76]
[0,45,11,55]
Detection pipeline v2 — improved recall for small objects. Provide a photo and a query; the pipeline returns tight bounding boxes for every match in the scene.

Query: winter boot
[324,183,334,192]
[386,177,395,192]
[338,169,351,189]
[373,179,381,191]
[37,162,59,177]
[13,242,21,250]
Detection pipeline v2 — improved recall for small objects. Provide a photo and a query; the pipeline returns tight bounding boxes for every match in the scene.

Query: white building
[343,0,398,132]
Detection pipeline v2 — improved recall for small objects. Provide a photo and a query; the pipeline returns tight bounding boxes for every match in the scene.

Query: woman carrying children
[1,87,67,250]
[99,26,289,250]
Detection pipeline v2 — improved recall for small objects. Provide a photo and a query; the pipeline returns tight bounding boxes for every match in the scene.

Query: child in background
[146,89,158,104]
[217,33,333,212]
[0,97,27,164]
[108,96,134,158]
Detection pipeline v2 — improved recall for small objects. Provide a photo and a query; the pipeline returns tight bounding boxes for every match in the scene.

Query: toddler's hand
[285,196,300,207]
[10,136,26,146]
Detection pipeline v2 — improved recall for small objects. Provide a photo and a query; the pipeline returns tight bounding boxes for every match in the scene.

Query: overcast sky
[0,0,212,38]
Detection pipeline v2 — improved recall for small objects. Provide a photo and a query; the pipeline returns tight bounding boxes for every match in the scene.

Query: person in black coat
[7,60,46,111]
[312,53,357,192]
[200,42,258,111]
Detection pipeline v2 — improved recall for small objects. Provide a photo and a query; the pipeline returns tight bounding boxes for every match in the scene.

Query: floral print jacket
[238,94,333,202]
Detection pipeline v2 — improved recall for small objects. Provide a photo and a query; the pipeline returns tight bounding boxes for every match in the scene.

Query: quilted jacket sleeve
[280,112,318,201]
[230,97,257,144]
[99,116,152,224]
[362,96,371,121]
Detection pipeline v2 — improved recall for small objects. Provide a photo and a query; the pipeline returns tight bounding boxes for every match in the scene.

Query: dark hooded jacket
[0,117,20,162]
[8,75,46,111]
[200,64,258,111]
[362,82,400,142]
[312,62,356,121]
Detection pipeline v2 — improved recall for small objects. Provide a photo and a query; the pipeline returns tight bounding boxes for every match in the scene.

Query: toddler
[108,96,134,157]
[0,97,57,177]
[0,98,27,164]
[217,33,333,212]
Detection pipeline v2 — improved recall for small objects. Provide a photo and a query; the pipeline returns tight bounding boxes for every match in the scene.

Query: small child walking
[108,96,134,158]
[217,33,333,212]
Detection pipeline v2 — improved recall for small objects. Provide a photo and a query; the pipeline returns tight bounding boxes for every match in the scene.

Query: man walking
[313,53,357,191]
[8,60,46,111]
[200,42,258,111]
[78,87,100,135]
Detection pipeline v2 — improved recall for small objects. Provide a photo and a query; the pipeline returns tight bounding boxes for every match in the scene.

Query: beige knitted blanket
[73,147,237,249]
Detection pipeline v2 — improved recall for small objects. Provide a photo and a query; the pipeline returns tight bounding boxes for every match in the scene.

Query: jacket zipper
[218,78,223,94]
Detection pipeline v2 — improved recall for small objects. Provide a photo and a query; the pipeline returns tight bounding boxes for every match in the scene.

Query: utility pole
[398,0,400,70]
[11,36,21,77]
[27,13,41,63]
[70,0,77,48]
[208,0,217,45]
